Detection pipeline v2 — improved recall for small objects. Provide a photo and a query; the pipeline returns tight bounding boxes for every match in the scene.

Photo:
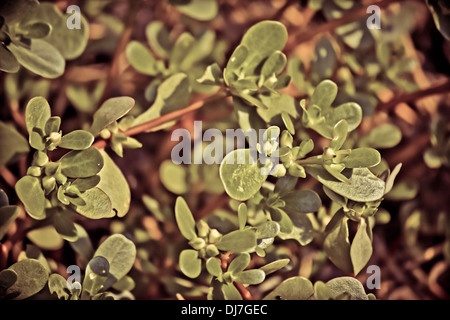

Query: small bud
[100,129,111,140]
[33,151,49,167]
[42,176,56,193]
[55,173,67,185]
[280,131,293,148]
[27,166,42,177]
[196,220,210,238]
[188,237,206,250]
[208,229,222,243]
[49,132,62,144]
[288,163,306,178]
[272,163,287,177]
[205,244,219,257]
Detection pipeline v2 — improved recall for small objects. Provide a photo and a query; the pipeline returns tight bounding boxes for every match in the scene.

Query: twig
[234,282,254,300]
[378,79,450,112]
[93,91,228,149]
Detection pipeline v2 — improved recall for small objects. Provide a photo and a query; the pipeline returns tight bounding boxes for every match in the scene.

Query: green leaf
[259,259,290,276]
[97,150,131,217]
[270,207,293,234]
[179,249,202,279]
[341,148,381,168]
[235,269,265,285]
[69,223,94,264]
[60,147,104,178]
[264,276,314,300]
[256,221,280,239]
[133,73,191,129]
[126,41,159,76]
[197,62,223,86]
[282,190,322,213]
[329,120,348,150]
[0,206,19,240]
[45,117,61,136]
[145,21,173,59]
[25,96,51,136]
[75,187,114,219]
[206,257,222,277]
[27,225,64,250]
[6,259,49,300]
[17,22,51,39]
[384,163,402,194]
[216,230,257,253]
[0,44,20,73]
[58,130,94,150]
[89,97,135,136]
[385,179,419,201]
[261,51,287,80]
[224,45,248,84]
[175,196,197,241]
[219,149,268,201]
[278,212,314,246]
[326,102,362,134]
[0,121,29,167]
[90,234,136,290]
[172,0,218,21]
[53,211,78,242]
[240,21,288,75]
[9,39,65,79]
[160,160,188,195]
[325,277,369,300]
[238,203,248,230]
[228,253,250,274]
[15,176,46,220]
[72,175,100,192]
[306,166,385,202]
[222,282,242,300]
[314,281,333,300]
[350,218,373,275]
[274,175,298,196]
[25,3,89,59]
[358,123,402,149]
[48,273,70,300]
[323,209,352,274]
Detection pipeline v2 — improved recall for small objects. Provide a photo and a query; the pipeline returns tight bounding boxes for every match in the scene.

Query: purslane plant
[0,10,421,300]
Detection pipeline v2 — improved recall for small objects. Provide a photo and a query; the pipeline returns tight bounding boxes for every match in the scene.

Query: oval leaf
[216,229,257,253]
[60,147,104,178]
[175,196,196,241]
[219,149,268,201]
[179,249,202,279]
[58,130,94,150]
[15,176,46,220]
[6,259,49,300]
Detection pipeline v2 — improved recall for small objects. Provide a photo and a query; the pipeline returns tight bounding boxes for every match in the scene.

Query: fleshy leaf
[228,253,250,274]
[15,176,46,220]
[97,150,131,217]
[0,121,29,167]
[0,205,19,240]
[58,130,94,150]
[282,190,322,213]
[234,269,265,285]
[219,149,268,201]
[179,249,202,279]
[89,97,135,136]
[75,187,114,219]
[60,147,104,178]
[306,166,385,202]
[340,148,381,168]
[25,96,51,136]
[350,218,373,275]
[264,276,314,300]
[89,234,136,290]
[9,39,65,79]
[126,41,159,76]
[216,230,257,253]
[325,277,369,300]
[6,259,49,300]
[175,196,197,241]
